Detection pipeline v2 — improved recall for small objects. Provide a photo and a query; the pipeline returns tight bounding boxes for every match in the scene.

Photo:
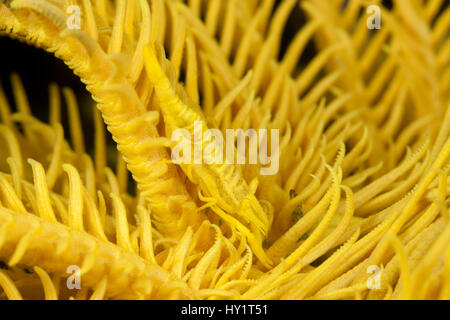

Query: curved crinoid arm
[143,43,273,268]
[0,1,206,238]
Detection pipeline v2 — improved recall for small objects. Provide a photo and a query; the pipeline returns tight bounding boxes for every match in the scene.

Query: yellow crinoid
[0,0,448,300]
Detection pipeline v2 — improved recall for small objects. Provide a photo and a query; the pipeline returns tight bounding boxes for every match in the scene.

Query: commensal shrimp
[144,43,273,268]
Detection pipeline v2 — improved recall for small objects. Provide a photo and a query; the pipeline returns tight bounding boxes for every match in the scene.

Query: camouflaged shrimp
[143,44,273,268]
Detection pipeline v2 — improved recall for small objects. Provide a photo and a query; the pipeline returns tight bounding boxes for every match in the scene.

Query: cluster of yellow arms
[0,0,449,300]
